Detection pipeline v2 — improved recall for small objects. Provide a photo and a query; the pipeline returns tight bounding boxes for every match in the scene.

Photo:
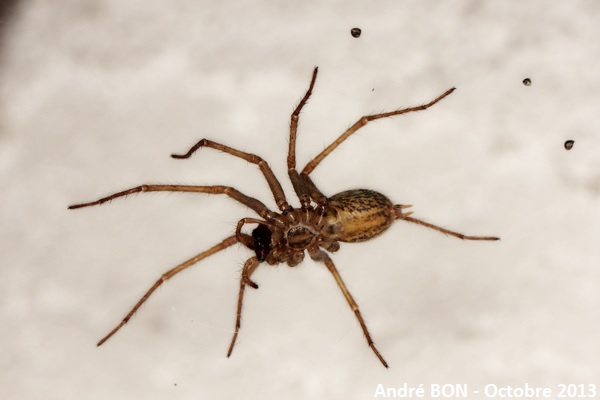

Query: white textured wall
[1,1,598,398]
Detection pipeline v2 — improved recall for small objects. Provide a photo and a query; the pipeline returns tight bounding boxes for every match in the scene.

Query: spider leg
[301,87,456,176]
[288,67,318,172]
[310,249,389,368]
[97,235,238,346]
[397,209,499,241]
[227,256,260,357]
[300,173,328,204]
[172,139,291,212]
[68,184,277,221]
[288,67,319,207]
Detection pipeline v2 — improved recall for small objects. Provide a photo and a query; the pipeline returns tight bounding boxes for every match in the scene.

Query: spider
[69,67,499,368]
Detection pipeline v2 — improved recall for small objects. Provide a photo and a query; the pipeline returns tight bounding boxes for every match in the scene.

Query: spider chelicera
[69,67,499,368]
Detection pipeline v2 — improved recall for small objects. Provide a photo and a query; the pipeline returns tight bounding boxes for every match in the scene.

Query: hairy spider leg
[68,184,276,221]
[96,235,240,346]
[309,248,389,368]
[300,86,456,176]
[227,256,260,357]
[288,67,319,208]
[171,139,292,212]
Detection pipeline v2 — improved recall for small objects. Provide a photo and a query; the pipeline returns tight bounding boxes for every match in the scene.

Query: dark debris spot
[564,140,574,150]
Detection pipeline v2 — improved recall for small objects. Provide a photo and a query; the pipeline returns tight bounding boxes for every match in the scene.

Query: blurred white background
[1,0,599,399]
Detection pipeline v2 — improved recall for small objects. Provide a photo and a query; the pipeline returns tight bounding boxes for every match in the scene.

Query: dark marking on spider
[251,224,272,262]
[69,67,499,368]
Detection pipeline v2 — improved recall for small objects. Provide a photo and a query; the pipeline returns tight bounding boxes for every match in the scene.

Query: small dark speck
[522,78,532,86]
[564,140,574,150]
[351,27,362,38]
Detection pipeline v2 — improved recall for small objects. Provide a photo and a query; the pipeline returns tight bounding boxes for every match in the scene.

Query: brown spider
[69,67,499,368]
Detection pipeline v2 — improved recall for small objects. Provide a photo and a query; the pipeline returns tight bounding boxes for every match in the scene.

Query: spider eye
[251,224,272,262]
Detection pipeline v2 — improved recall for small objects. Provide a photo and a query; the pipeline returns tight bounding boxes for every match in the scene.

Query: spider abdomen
[325,189,395,242]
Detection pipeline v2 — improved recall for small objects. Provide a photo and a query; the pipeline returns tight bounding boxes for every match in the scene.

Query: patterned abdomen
[326,189,395,242]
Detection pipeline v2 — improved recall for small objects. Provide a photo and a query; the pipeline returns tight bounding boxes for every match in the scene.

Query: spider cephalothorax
[69,67,498,368]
